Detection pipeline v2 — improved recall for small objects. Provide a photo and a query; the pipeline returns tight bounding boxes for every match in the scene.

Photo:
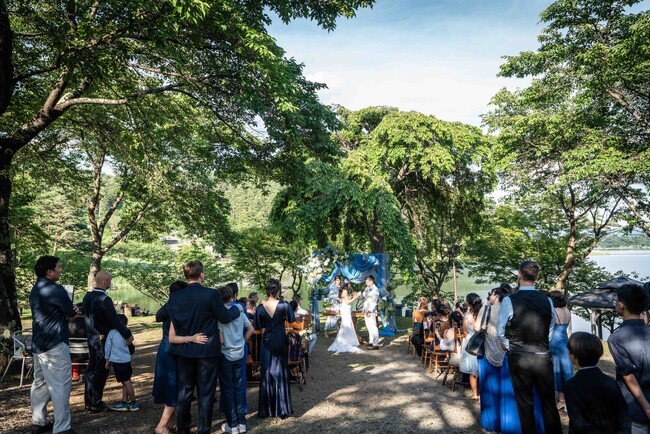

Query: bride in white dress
[328,283,361,353]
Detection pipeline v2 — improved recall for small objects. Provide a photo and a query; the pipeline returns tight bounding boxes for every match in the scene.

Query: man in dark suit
[166,260,240,434]
[82,270,133,413]
[564,332,628,434]
[497,260,561,434]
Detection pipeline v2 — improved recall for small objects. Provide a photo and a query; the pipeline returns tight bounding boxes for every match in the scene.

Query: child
[608,284,650,433]
[564,332,627,433]
[218,285,254,434]
[105,314,139,412]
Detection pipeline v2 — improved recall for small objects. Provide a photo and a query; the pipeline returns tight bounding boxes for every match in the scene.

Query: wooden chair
[286,328,306,391]
[428,324,449,376]
[246,330,263,384]
[441,327,464,386]
[447,328,471,391]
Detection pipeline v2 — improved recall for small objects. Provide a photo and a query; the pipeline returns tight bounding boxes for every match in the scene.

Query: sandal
[154,427,171,434]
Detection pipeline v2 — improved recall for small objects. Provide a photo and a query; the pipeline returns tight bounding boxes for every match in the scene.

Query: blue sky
[266,0,606,126]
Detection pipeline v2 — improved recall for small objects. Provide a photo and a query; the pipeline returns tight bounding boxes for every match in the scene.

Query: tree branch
[606,88,650,135]
[101,198,153,254]
[98,190,124,235]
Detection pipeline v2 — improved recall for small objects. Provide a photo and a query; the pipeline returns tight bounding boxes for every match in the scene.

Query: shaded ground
[1,316,603,433]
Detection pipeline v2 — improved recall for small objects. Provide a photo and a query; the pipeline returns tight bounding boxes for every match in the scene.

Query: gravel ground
[2,316,600,434]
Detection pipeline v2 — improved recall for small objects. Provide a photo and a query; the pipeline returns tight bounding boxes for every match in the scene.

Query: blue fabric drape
[319,253,390,289]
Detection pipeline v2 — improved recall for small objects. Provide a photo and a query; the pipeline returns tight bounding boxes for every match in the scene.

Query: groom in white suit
[361,275,380,350]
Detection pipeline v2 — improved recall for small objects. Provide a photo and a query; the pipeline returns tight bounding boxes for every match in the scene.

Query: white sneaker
[221,423,240,434]
[238,424,247,433]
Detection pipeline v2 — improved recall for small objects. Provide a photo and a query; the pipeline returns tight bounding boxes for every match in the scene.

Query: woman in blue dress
[254,278,295,418]
[153,281,187,434]
[548,290,573,411]
[477,284,510,432]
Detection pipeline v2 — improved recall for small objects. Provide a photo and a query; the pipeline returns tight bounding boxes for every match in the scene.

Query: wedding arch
[303,249,390,331]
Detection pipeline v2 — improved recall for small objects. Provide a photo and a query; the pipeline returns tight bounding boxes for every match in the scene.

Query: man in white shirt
[361,275,380,350]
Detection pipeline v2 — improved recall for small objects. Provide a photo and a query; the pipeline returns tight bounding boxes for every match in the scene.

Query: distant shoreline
[592,248,650,254]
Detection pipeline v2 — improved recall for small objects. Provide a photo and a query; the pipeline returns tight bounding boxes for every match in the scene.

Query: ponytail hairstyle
[466,293,482,320]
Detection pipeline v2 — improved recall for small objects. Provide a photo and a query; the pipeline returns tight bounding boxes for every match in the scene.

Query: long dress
[327,301,361,353]
[478,304,505,432]
[550,322,573,394]
[459,313,478,376]
[152,319,177,407]
[254,302,294,418]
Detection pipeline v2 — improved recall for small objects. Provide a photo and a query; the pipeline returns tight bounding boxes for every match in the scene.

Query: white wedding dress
[327,300,361,353]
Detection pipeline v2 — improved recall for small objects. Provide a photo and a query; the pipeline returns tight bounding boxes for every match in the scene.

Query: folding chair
[1,330,33,387]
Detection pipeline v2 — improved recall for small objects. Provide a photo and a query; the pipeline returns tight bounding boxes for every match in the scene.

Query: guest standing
[255,278,295,418]
[460,293,482,401]
[104,314,139,412]
[83,270,133,414]
[217,285,254,434]
[548,290,573,411]
[608,284,650,433]
[477,284,510,432]
[565,332,628,434]
[153,280,187,434]
[497,260,561,434]
[166,260,240,434]
[29,256,78,434]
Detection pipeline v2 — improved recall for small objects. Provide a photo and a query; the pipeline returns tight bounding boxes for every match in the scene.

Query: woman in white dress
[327,282,361,353]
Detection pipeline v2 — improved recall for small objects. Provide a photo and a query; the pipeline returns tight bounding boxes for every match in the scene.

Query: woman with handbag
[476,284,510,432]
[460,293,482,401]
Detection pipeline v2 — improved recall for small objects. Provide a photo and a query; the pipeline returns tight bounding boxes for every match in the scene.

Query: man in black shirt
[82,270,133,413]
[608,284,650,433]
[29,256,78,434]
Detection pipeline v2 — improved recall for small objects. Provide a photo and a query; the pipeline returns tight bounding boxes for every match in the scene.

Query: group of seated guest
[410,273,650,434]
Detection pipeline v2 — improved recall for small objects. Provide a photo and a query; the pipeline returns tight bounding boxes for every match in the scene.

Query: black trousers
[508,350,562,434]
[84,335,109,408]
[176,356,220,434]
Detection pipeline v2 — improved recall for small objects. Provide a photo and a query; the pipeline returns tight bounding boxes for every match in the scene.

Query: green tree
[229,227,284,291]
[0,0,374,358]
[496,0,650,236]
[273,107,495,298]
[466,201,614,295]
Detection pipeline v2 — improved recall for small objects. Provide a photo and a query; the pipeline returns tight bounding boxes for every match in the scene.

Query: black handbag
[465,305,490,357]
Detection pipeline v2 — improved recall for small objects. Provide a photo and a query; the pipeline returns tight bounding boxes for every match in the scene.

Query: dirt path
[0,317,576,433]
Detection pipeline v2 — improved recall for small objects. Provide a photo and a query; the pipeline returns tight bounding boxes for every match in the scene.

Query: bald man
[82,271,133,413]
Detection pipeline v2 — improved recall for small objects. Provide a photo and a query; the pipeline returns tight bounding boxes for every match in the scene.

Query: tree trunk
[555,219,577,294]
[0,152,21,369]
[87,251,102,292]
